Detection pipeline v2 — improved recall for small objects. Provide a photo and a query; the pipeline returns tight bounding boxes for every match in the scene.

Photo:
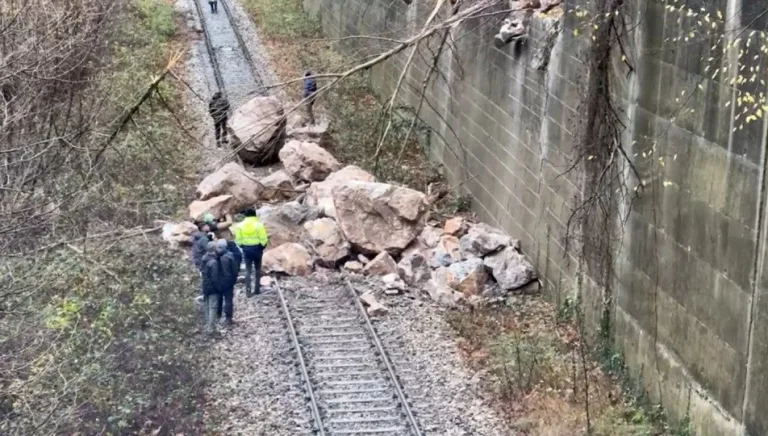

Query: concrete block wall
[302,0,768,433]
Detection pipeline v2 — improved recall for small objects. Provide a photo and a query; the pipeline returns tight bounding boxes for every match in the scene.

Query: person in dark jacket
[208,91,230,147]
[201,242,222,334]
[303,71,317,125]
[216,239,239,325]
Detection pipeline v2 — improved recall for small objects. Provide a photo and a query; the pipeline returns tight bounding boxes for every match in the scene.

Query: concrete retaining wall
[302,0,768,433]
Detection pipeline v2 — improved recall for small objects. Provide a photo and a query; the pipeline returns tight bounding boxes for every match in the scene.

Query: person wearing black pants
[233,208,269,297]
[209,0,218,13]
[208,91,230,147]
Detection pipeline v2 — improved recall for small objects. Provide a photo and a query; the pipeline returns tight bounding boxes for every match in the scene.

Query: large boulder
[483,247,536,290]
[229,96,286,165]
[286,120,335,149]
[459,223,518,258]
[397,252,431,286]
[276,201,318,226]
[188,195,233,220]
[304,218,350,264]
[278,140,341,182]
[333,181,428,255]
[196,163,262,212]
[428,235,462,268]
[306,165,376,218]
[262,243,313,276]
[259,170,294,201]
[363,252,397,276]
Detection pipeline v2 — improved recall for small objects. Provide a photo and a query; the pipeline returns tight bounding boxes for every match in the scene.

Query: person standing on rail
[208,0,218,13]
[232,208,268,297]
[303,71,318,125]
[208,91,230,146]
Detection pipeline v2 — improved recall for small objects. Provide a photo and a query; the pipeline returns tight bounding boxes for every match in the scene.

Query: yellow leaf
[573,29,579,36]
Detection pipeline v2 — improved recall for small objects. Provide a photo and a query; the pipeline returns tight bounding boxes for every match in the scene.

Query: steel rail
[344,279,424,436]
[191,0,225,91]
[274,279,327,436]
[218,0,265,91]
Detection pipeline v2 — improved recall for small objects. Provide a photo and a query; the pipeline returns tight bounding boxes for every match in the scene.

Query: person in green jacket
[232,208,268,297]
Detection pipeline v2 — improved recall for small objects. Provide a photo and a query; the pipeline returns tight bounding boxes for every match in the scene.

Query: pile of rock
[172,96,536,309]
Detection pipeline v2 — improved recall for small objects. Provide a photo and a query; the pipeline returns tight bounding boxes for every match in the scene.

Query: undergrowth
[447,295,689,435]
[242,0,442,192]
[0,0,204,434]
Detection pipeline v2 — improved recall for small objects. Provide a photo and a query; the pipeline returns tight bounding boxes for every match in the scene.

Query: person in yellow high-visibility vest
[233,208,268,297]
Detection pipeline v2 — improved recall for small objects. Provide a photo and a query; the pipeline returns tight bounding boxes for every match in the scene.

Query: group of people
[191,208,269,334]
[207,71,318,147]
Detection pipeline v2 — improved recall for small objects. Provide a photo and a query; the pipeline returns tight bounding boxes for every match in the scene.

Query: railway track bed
[275,277,423,436]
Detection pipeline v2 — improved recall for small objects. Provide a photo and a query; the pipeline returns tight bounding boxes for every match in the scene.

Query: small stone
[260,276,272,287]
[359,291,389,316]
[358,254,371,264]
[343,261,364,273]
[363,252,398,276]
[262,243,313,276]
[382,273,407,293]
[443,217,467,236]
[429,235,462,268]
[397,252,431,286]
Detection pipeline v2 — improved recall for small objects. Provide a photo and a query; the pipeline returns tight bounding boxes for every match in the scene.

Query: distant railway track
[275,278,424,436]
[191,0,264,95]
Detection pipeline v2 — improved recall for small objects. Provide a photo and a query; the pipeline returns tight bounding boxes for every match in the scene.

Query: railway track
[191,0,265,101]
[274,277,424,436]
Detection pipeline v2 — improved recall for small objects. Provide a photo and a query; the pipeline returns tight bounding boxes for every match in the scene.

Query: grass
[242,0,442,192]
[446,296,689,435]
[0,0,206,433]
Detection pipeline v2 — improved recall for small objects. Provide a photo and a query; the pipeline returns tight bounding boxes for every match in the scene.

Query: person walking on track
[208,0,218,13]
[208,91,230,146]
[233,208,268,297]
